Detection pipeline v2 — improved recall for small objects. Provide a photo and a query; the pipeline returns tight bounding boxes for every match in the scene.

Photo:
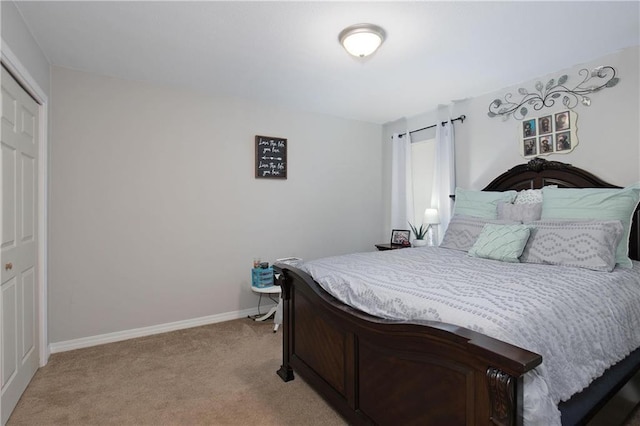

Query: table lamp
[423,208,440,246]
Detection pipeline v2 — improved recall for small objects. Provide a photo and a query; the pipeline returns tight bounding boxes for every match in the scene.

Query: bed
[275,158,640,426]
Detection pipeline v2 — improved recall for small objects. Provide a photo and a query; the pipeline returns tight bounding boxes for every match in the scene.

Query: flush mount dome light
[339,23,386,58]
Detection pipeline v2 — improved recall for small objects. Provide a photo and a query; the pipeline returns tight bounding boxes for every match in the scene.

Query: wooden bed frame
[276,158,640,426]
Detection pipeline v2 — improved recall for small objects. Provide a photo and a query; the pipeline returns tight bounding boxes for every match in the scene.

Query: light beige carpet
[7,318,640,425]
[7,318,346,425]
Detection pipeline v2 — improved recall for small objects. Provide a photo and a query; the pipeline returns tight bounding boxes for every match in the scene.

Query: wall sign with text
[255,135,287,179]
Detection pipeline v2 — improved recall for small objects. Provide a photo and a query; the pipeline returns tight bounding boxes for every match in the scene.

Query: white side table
[251,284,282,332]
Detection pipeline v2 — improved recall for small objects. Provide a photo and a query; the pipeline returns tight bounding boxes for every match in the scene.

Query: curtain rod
[395,115,466,139]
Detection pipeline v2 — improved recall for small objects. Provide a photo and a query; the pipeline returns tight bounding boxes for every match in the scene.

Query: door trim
[1,41,49,366]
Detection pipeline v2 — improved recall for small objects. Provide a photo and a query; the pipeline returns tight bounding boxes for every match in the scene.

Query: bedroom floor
[6,317,640,425]
[590,371,640,426]
[7,318,346,425]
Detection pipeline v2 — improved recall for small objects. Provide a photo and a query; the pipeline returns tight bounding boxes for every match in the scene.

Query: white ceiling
[14,1,640,124]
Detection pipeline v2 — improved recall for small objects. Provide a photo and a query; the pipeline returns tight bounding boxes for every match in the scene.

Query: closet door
[1,65,39,425]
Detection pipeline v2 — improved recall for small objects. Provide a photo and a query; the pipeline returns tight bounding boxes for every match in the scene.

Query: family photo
[521,110,576,158]
[539,115,552,134]
[555,111,570,131]
[556,132,571,151]
[523,119,537,137]
[524,138,537,156]
[391,229,410,245]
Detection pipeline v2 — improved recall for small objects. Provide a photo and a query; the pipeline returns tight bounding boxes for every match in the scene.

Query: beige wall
[13,14,639,346]
[383,46,640,238]
[1,1,50,96]
[49,67,383,343]
[452,46,640,189]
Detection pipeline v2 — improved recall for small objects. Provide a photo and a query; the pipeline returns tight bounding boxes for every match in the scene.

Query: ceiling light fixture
[339,23,386,58]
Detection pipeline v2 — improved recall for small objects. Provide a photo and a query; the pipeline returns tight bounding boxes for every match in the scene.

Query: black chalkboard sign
[255,135,287,179]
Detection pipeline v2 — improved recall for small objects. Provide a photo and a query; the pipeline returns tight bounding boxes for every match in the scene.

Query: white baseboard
[48,304,277,354]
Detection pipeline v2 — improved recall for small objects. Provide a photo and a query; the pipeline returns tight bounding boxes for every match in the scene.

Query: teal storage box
[252,267,273,288]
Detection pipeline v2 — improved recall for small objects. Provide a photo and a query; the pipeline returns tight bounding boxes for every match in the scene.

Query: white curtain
[430,120,456,243]
[391,132,414,232]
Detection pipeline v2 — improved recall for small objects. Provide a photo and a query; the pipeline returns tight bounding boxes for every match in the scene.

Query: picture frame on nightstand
[390,229,410,246]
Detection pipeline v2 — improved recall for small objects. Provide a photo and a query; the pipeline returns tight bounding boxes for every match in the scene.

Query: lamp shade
[424,208,440,225]
[339,24,385,58]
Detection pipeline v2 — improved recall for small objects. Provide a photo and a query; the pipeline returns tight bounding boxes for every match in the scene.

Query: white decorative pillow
[497,202,543,222]
[514,185,558,204]
[520,220,624,272]
[453,188,517,219]
[514,189,543,205]
[440,216,520,252]
[468,224,531,263]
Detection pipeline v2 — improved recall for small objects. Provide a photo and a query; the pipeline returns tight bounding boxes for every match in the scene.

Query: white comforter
[299,246,640,426]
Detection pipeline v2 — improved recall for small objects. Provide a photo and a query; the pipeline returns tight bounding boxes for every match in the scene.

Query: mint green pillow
[453,188,517,219]
[541,184,640,268]
[468,224,531,263]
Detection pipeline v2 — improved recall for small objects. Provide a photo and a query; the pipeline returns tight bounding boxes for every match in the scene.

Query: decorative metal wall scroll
[520,110,578,158]
[488,66,619,120]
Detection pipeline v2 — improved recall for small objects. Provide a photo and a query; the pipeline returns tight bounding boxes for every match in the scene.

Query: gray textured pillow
[440,215,520,252]
[497,202,543,223]
[519,220,624,272]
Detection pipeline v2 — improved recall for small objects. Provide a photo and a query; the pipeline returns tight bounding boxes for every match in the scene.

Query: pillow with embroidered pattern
[440,216,520,252]
[520,220,623,272]
[514,185,558,204]
[541,184,640,268]
[514,189,543,204]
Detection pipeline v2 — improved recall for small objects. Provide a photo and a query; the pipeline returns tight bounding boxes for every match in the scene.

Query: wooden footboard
[275,264,542,426]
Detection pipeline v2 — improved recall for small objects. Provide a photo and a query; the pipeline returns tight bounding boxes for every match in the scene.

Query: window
[411,138,436,224]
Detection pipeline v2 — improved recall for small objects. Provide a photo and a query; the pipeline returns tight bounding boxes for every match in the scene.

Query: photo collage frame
[520,110,578,158]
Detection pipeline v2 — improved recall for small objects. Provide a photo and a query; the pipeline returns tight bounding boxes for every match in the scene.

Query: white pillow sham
[514,185,558,205]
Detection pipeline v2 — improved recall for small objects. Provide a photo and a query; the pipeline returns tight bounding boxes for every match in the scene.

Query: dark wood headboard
[482,158,639,261]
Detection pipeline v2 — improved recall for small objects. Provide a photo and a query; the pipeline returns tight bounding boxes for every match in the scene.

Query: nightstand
[375,243,409,251]
[250,284,281,332]
[250,266,281,332]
